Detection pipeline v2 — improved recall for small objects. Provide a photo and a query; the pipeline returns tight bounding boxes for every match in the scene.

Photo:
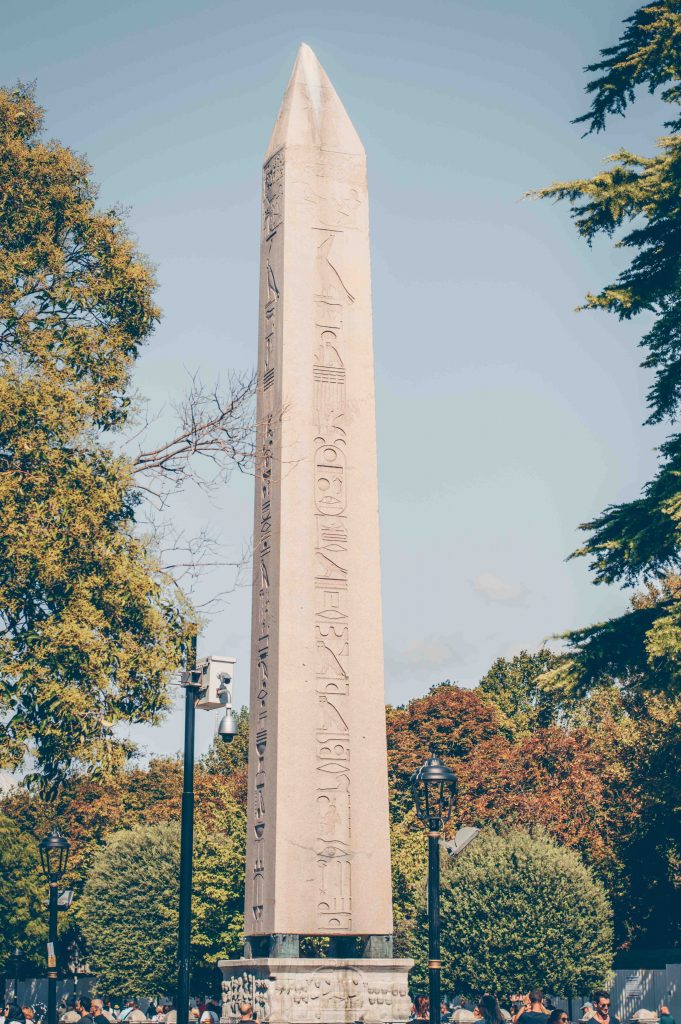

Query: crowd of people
[409,989,677,1024]
[2,990,676,1024]
[0,997,258,1024]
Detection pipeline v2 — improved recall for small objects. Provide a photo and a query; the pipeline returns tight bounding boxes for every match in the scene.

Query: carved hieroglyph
[244,43,393,938]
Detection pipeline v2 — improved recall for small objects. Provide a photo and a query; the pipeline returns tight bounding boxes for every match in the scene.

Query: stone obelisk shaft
[244,44,393,940]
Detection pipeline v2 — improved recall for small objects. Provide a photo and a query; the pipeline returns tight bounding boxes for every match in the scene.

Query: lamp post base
[218,957,413,1024]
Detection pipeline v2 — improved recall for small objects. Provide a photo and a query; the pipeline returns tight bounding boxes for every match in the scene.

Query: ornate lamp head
[410,754,456,830]
[39,828,70,883]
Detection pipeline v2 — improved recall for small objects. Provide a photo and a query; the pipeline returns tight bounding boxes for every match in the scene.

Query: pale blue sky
[2,0,663,760]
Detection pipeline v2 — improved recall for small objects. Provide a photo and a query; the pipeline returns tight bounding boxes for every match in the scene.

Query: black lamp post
[410,755,456,1024]
[39,828,70,1024]
[12,946,21,1002]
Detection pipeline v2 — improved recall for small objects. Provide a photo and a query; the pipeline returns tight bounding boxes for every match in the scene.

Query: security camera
[195,655,236,710]
[217,707,238,743]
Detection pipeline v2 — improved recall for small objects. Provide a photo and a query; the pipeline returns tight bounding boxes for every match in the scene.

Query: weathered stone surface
[219,959,412,1024]
[244,43,392,939]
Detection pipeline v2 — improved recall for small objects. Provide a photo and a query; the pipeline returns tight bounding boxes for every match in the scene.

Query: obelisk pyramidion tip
[264,43,364,161]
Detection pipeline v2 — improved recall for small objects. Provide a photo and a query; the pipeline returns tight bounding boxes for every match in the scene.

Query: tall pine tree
[534,2,681,696]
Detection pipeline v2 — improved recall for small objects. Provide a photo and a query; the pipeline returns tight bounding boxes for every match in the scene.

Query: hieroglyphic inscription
[250,148,284,928]
[311,178,358,930]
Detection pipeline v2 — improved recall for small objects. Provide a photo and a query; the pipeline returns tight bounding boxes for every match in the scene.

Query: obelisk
[220,45,411,1024]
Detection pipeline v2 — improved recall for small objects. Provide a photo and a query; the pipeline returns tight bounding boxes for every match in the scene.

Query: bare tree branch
[131,369,256,495]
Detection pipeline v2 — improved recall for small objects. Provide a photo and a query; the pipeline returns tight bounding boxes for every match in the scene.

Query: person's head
[529,992,543,1010]
[415,997,430,1019]
[21,1009,34,1021]
[592,994,611,1017]
[79,998,92,1015]
[477,995,504,1024]
[238,1006,253,1021]
[91,1001,103,1016]
[660,1010,669,1017]
[548,1010,569,1024]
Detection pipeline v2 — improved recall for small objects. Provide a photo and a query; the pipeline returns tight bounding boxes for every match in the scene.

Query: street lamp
[39,828,70,1024]
[177,649,238,1024]
[410,755,456,1024]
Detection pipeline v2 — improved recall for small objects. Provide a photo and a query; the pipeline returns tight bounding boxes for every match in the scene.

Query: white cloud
[473,571,524,605]
[385,633,473,680]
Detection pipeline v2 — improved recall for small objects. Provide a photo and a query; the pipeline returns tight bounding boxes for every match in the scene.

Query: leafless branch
[131,369,256,496]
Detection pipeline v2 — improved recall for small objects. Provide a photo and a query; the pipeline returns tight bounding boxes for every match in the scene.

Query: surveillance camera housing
[195,655,236,711]
[218,707,238,743]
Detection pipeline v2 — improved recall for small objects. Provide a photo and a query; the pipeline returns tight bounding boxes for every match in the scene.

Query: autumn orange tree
[386,682,502,820]
[387,671,681,950]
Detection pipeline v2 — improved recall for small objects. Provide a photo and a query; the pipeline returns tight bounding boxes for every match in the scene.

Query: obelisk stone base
[219,958,413,1024]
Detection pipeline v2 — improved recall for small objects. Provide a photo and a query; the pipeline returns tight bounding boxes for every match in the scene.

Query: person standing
[477,996,505,1024]
[414,997,430,1022]
[591,993,620,1024]
[660,1006,676,1024]
[517,993,549,1024]
[59,1001,79,1024]
[91,1000,112,1024]
[76,996,95,1024]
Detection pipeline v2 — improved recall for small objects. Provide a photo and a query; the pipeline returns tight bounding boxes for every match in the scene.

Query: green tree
[406,829,613,996]
[0,84,196,788]
[531,2,681,697]
[203,706,250,808]
[477,649,565,737]
[79,815,245,998]
[390,810,428,956]
[0,812,46,965]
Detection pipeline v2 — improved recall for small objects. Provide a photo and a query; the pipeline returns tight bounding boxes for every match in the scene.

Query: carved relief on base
[219,959,413,1024]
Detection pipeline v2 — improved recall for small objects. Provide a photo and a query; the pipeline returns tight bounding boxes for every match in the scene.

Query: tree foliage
[477,649,565,738]
[79,816,245,999]
[532,1,681,697]
[389,809,428,956]
[0,83,196,788]
[203,706,249,808]
[386,683,502,821]
[0,812,46,965]
[405,829,613,996]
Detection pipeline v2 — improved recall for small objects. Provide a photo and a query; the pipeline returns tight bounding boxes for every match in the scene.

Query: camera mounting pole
[177,641,238,1024]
